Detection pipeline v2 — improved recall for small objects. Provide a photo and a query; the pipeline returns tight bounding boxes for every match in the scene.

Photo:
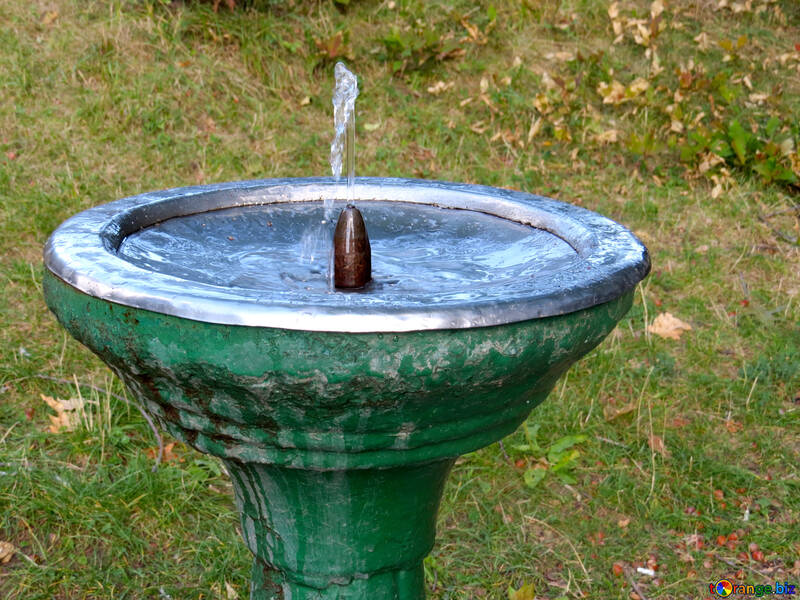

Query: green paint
[43,270,633,599]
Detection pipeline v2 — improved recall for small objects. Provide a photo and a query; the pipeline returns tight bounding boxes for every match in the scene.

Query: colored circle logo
[714,579,733,597]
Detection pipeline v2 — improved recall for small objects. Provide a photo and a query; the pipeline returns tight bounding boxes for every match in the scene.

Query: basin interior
[116,201,580,305]
[45,178,650,331]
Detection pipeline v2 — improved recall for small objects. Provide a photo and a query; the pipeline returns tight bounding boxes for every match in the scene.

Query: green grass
[1,0,799,598]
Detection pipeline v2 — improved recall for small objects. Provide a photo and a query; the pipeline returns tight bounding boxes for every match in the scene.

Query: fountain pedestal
[42,178,649,599]
[235,461,451,599]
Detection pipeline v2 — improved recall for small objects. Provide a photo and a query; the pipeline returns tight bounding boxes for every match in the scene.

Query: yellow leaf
[608,2,620,19]
[508,582,535,600]
[533,93,552,114]
[598,80,626,104]
[647,312,692,340]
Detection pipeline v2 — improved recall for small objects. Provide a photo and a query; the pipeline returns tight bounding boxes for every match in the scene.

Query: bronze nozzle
[334,204,371,289]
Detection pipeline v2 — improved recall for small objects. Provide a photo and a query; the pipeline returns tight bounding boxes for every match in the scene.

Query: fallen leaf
[225,581,239,599]
[604,402,636,421]
[650,0,664,19]
[5,151,16,160]
[694,32,711,51]
[648,434,671,458]
[598,78,648,105]
[363,122,381,132]
[314,31,353,61]
[618,517,631,528]
[145,442,184,463]
[0,541,16,564]
[545,51,574,62]
[594,129,620,144]
[598,80,626,104]
[647,312,692,340]
[470,121,489,134]
[527,116,542,143]
[41,10,59,26]
[508,582,535,600]
[299,96,311,107]
[427,80,454,95]
[725,420,743,434]
[628,77,650,96]
[41,394,84,433]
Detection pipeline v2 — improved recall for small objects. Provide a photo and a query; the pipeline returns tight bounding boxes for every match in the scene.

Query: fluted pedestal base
[226,459,453,600]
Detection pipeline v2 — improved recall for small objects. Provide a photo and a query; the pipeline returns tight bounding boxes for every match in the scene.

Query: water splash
[329,62,359,217]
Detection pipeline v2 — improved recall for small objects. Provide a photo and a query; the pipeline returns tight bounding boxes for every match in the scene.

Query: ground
[0,0,798,599]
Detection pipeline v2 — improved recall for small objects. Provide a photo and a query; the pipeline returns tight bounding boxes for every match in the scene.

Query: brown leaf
[0,541,16,564]
[593,129,620,144]
[41,394,84,433]
[725,420,743,434]
[647,313,692,340]
[315,32,352,61]
[669,416,691,428]
[41,10,59,26]
[648,434,671,458]
[145,442,184,463]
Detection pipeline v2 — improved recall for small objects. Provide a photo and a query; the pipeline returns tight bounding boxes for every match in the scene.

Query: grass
[1,0,799,598]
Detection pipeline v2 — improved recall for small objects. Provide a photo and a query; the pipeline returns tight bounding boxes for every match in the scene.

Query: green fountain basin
[43,178,649,599]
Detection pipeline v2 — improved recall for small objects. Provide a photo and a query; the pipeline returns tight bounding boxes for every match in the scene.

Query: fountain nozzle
[334,204,371,289]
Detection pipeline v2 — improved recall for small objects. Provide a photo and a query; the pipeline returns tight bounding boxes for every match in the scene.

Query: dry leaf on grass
[597,78,649,105]
[648,434,671,457]
[145,441,184,463]
[41,10,59,26]
[427,81,454,95]
[725,420,743,434]
[0,541,16,564]
[604,402,636,421]
[593,129,620,144]
[41,394,85,433]
[648,312,692,340]
[225,581,239,599]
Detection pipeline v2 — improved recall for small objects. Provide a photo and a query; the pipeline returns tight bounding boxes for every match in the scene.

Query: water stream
[329,61,359,215]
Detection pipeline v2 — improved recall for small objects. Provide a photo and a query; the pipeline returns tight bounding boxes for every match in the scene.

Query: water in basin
[116,200,579,305]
